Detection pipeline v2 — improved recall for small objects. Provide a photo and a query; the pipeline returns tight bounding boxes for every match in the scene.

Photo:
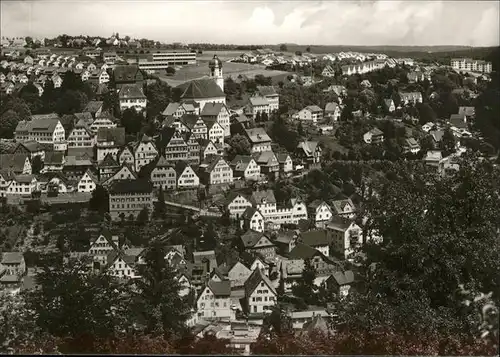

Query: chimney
[112,235,119,247]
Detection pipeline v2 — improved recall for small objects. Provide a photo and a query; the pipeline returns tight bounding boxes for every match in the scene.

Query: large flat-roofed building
[136,51,197,71]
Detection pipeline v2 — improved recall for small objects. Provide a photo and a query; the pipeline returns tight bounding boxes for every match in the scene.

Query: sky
[1,0,499,46]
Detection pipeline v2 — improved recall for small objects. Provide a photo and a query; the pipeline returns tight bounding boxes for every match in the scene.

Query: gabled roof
[119,84,146,99]
[303,105,323,113]
[244,127,271,144]
[430,130,444,142]
[297,141,320,156]
[331,198,355,214]
[230,155,254,172]
[250,189,276,205]
[15,118,60,134]
[0,154,29,172]
[200,102,226,116]
[242,206,262,220]
[326,216,354,232]
[206,280,231,297]
[367,127,384,136]
[113,65,141,82]
[300,230,331,247]
[162,102,180,116]
[244,268,276,297]
[325,102,339,112]
[99,153,120,168]
[174,160,193,177]
[249,96,269,106]
[177,78,225,99]
[108,179,153,194]
[44,151,64,165]
[83,101,103,114]
[330,270,355,286]
[180,114,203,130]
[276,152,291,163]
[96,127,125,145]
[200,155,228,173]
[257,85,278,97]
[15,140,43,153]
[241,230,270,248]
[288,242,322,260]
[1,252,24,264]
[253,150,277,166]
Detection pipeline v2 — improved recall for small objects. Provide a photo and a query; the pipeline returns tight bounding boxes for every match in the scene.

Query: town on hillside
[0,29,499,356]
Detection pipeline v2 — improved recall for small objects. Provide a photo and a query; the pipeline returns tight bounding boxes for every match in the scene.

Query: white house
[4,175,37,196]
[15,117,65,145]
[226,193,253,219]
[77,170,98,193]
[244,268,277,314]
[326,217,363,260]
[298,105,323,124]
[308,200,333,227]
[132,134,158,172]
[241,207,265,232]
[196,280,232,320]
[176,163,199,189]
[67,119,95,148]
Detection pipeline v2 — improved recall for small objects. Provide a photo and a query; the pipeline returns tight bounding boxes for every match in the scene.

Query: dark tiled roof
[0,153,28,172]
[44,151,64,165]
[15,140,43,153]
[326,216,353,231]
[201,102,226,116]
[250,189,276,205]
[331,270,355,285]
[108,179,153,194]
[180,114,203,130]
[74,112,94,124]
[288,242,322,260]
[300,230,331,247]
[99,153,120,168]
[257,85,278,97]
[97,127,126,146]
[241,230,268,248]
[113,65,141,82]
[177,78,225,99]
[207,280,231,297]
[119,84,146,99]
[244,268,276,297]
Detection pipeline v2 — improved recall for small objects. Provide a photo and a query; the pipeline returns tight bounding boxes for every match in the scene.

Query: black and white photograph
[0,0,499,355]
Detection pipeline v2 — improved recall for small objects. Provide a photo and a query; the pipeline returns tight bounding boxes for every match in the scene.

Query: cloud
[1,0,499,46]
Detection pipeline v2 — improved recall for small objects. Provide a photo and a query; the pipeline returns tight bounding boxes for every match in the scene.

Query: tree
[297,121,305,137]
[292,258,318,306]
[132,242,191,336]
[145,81,172,120]
[89,185,109,214]
[55,90,88,115]
[416,102,437,125]
[440,128,456,155]
[154,186,166,218]
[306,46,311,53]
[136,207,149,225]
[25,255,130,340]
[346,155,500,343]
[226,133,251,160]
[121,108,144,134]
[1,97,31,121]
[31,155,43,175]
[279,44,288,52]
[0,110,20,138]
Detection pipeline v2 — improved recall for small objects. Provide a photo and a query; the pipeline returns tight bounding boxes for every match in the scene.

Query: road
[164,200,222,217]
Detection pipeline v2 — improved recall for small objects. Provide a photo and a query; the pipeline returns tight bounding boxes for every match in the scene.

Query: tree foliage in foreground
[341,153,500,342]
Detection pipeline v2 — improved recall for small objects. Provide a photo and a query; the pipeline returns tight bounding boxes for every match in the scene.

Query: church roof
[177,78,225,100]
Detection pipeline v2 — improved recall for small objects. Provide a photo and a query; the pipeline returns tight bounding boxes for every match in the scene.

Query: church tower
[208,55,224,92]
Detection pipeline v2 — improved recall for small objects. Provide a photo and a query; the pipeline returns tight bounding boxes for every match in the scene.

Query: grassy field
[158,59,289,87]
